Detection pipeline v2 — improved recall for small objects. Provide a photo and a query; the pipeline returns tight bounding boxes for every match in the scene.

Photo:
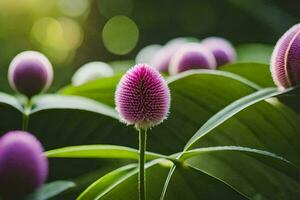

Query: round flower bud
[201,37,236,67]
[0,131,48,198]
[115,64,170,129]
[169,43,216,75]
[72,61,114,86]
[8,51,53,97]
[135,44,162,65]
[152,39,187,72]
[271,23,300,89]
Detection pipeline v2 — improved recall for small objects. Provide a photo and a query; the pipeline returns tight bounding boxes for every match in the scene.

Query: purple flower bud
[201,37,236,67]
[152,40,186,72]
[115,64,170,129]
[271,23,300,89]
[8,51,53,97]
[0,131,48,198]
[169,43,216,75]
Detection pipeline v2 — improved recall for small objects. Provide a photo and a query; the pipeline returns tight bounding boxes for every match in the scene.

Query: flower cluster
[144,36,236,75]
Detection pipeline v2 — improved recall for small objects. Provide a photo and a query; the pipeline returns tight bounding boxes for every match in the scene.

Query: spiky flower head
[72,61,114,86]
[0,131,48,198]
[115,64,170,129]
[169,43,216,75]
[8,51,53,97]
[201,37,236,67]
[271,23,300,89]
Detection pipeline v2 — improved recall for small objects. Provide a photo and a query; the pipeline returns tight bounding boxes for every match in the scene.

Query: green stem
[22,97,32,131]
[138,128,147,200]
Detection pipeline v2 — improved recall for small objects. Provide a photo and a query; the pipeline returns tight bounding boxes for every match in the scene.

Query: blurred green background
[0,0,299,93]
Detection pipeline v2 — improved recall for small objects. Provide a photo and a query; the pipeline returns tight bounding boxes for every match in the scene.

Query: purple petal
[271,24,300,88]
[169,43,216,75]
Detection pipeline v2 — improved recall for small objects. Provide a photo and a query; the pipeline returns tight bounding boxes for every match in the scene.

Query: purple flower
[169,43,216,75]
[201,37,236,67]
[0,131,48,198]
[271,23,300,89]
[152,40,186,72]
[8,51,53,97]
[115,64,170,129]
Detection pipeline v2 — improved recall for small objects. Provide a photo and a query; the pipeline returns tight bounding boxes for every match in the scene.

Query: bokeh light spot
[102,16,139,55]
[58,0,89,17]
[31,17,82,64]
[31,17,64,47]
[98,0,133,18]
[59,18,83,49]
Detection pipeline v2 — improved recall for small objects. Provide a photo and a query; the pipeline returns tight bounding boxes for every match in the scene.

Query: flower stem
[22,97,32,131]
[138,128,147,200]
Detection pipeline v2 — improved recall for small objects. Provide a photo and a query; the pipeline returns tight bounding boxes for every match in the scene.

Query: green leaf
[60,75,122,107]
[45,145,166,161]
[182,146,300,199]
[161,87,300,199]
[277,87,300,113]
[25,181,75,200]
[236,44,274,64]
[187,86,300,166]
[0,92,23,134]
[220,62,275,87]
[150,70,259,154]
[184,87,284,150]
[78,160,245,200]
[77,164,137,200]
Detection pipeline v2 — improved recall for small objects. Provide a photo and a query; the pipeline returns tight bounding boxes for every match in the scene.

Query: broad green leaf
[0,92,23,134]
[52,163,130,200]
[25,181,75,200]
[78,160,245,200]
[220,62,275,87]
[188,87,300,166]
[278,87,300,114]
[184,87,284,150]
[77,164,137,200]
[45,145,167,161]
[162,87,300,199]
[236,44,274,64]
[149,70,259,154]
[182,146,300,199]
[28,95,121,150]
[60,75,122,107]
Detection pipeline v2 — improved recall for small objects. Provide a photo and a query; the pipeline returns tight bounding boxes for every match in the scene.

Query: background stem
[139,128,147,200]
[22,97,32,131]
